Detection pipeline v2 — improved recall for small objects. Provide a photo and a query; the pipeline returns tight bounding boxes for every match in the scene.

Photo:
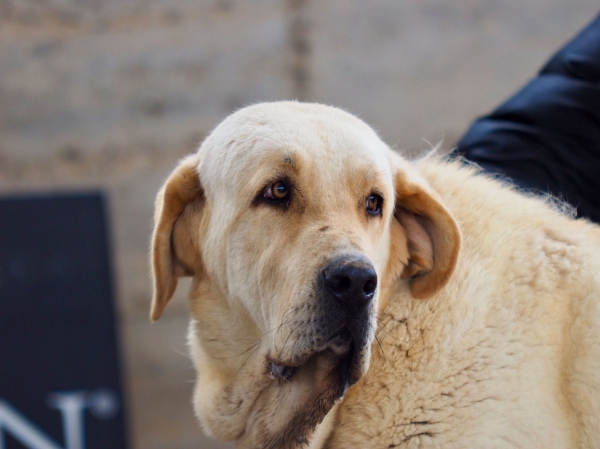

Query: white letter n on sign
[0,391,87,449]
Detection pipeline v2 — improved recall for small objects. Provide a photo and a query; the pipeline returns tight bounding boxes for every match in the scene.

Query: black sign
[0,193,128,449]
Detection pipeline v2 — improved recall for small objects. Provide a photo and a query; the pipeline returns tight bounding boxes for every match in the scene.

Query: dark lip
[336,341,357,398]
[268,327,360,387]
[268,362,297,381]
[322,326,353,355]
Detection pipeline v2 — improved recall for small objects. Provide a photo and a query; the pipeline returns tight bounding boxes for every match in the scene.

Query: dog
[150,102,600,448]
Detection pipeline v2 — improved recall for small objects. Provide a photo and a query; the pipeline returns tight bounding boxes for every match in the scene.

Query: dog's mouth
[256,325,372,448]
[268,327,360,397]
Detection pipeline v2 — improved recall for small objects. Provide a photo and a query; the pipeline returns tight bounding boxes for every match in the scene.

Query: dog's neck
[186,280,266,438]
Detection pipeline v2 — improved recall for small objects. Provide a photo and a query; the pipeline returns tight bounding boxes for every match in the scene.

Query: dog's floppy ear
[391,153,460,299]
[151,154,204,321]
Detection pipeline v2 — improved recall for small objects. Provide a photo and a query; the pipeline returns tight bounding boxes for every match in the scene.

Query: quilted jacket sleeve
[455,13,600,223]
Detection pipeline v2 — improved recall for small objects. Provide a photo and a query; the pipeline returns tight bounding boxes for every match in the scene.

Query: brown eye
[264,181,289,201]
[366,194,382,216]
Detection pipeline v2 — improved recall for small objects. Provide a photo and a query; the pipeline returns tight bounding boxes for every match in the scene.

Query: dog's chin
[243,331,370,449]
[269,327,367,396]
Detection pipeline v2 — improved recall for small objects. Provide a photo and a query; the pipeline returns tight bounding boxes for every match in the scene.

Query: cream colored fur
[150,102,600,448]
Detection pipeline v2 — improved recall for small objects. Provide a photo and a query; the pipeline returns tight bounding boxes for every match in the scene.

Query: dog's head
[150,102,460,448]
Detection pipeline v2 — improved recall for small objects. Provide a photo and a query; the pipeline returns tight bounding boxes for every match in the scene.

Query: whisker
[375,316,405,341]
[212,319,293,360]
[274,306,300,352]
[213,340,262,360]
[236,344,262,376]
[374,334,389,365]
[278,320,302,360]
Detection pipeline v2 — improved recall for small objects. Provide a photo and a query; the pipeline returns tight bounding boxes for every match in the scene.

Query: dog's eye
[263,181,289,201]
[366,194,382,216]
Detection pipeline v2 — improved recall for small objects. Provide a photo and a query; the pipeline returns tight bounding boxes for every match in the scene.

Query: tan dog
[150,102,600,448]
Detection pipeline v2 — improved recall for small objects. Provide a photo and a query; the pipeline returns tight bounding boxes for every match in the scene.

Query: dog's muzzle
[269,254,377,395]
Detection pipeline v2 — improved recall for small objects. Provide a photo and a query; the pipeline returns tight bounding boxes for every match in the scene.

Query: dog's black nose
[322,258,377,308]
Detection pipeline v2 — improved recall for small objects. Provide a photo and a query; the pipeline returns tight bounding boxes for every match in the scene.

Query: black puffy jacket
[455,13,600,223]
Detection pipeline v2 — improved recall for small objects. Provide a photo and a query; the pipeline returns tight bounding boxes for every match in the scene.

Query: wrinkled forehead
[198,103,393,197]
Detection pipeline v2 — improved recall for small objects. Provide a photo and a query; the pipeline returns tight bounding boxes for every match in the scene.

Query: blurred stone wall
[0,1,597,448]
